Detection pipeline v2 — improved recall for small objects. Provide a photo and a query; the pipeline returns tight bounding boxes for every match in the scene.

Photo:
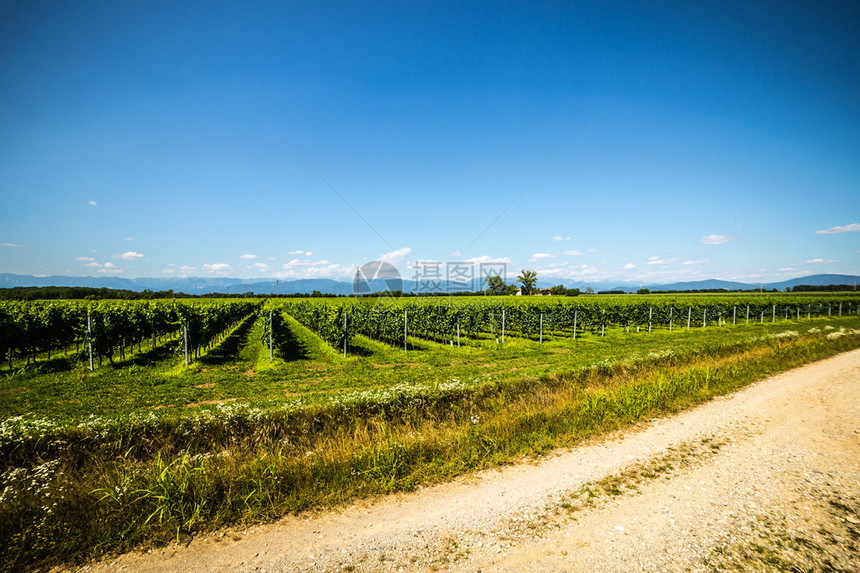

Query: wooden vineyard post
[746,305,750,325]
[87,311,93,372]
[502,309,505,343]
[828,304,831,317]
[573,310,577,341]
[703,308,707,328]
[269,311,273,361]
[183,325,189,366]
[404,311,408,352]
[760,311,764,324]
[344,313,348,358]
[648,307,652,333]
[772,305,775,323]
[457,317,460,348]
[797,307,800,321]
[733,306,736,325]
[687,307,691,331]
[839,302,842,317]
[669,307,673,331]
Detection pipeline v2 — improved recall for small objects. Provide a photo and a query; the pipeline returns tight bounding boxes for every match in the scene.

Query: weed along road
[77,348,860,572]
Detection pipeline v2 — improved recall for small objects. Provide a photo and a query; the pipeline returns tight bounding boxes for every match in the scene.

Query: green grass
[1,314,859,571]
[3,315,859,421]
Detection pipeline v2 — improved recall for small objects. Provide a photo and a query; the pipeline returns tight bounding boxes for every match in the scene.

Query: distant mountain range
[1,273,857,295]
[618,275,859,293]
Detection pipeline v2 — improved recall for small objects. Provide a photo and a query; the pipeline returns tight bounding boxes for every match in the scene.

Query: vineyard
[0,299,258,370]
[2,293,859,375]
[2,292,860,570]
[270,293,860,356]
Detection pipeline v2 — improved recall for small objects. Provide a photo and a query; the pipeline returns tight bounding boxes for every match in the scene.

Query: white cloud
[85,261,122,274]
[815,223,860,234]
[464,255,513,265]
[88,200,97,207]
[778,267,798,272]
[1,242,23,248]
[203,263,233,275]
[451,250,462,257]
[551,236,571,242]
[682,259,711,265]
[528,260,607,280]
[805,258,837,264]
[530,253,555,262]
[700,234,738,245]
[179,265,196,275]
[275,259,354,279]
[563,250,583,256]
[527,258,733,284]
[240,254,257,260]
[529,261,587,279]
[125,237,135,241]
[380,247,412,264]
[288,250,314,256]
[162,269,176,274]
[113,251,144,260]
[250,262,272,272]
[647,256,679,266]
[74,256,95,261]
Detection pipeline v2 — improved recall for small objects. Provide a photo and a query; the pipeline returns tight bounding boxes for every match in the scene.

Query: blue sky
[1,1,858,286]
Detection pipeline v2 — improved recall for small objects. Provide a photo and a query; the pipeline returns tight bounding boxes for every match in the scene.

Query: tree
[487,275,507,295]
[585,287,594,295]
[516,270,538,295]
[637,288,650,295]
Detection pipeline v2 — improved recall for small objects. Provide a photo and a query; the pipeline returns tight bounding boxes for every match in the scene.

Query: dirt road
[76,349,860,572]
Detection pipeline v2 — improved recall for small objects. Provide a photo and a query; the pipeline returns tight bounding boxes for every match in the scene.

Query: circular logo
[352,260,403,296]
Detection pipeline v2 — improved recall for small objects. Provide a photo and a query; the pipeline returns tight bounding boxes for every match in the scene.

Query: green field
[1,293,858,420]
[1,293,859,571]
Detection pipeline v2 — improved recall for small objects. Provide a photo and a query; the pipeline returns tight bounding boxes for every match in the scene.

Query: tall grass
[1,328,859,571]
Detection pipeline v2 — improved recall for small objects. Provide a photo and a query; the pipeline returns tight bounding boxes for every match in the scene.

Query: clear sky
[1,1,858,286]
